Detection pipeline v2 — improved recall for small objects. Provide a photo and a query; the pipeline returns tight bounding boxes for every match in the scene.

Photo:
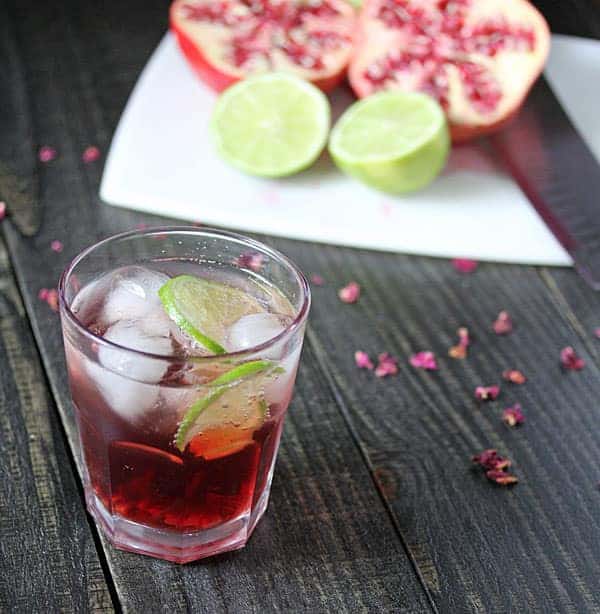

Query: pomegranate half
[170,0,357,93]
[348,0,550,141]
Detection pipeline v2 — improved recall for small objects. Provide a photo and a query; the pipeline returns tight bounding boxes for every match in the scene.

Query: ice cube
[102,319,173,379]
[88,319,173,421]
[102,266,169,326]
[225,313,286,353]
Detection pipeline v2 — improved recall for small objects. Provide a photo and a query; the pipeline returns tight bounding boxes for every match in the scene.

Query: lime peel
[175,359,277,451]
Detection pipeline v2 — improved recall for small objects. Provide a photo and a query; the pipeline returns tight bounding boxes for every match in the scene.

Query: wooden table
[2,1,600,612]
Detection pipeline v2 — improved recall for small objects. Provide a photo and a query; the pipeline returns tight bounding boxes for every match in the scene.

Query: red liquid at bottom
[70,371,288,562]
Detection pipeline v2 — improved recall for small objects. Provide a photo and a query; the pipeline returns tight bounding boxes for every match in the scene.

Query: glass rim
[59,226,311,363]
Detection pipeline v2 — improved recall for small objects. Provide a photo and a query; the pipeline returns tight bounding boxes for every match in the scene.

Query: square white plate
[101,34,600,265]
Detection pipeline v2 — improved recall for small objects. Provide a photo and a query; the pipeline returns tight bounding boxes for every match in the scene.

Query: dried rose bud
[493,311,513,335]
[82,145,101,163]
[375,352,398,378]
[409,351,438,371]
[485,469,518,486]
[595,328,600,339]
[38,288,49,301]
[452,258,478,273]
[354,351,374,370]
[0,201,6,221]
[50,240,63,253]
[338,282,360,304]
[475,385,500,401]
[234,252,264,272]
[472,449,512,471]
[502,404,525,427]
[46,289,59,312]
[560,346,585,371]
[449,327,470,359]
[38,146,57,163]
[502,369,526,384]
[310,274,325,286]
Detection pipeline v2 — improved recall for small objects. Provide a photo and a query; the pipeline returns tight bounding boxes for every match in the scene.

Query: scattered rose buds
[50,240,63,253]
[38,146,57,162]
[472,449,518,485]
[472,449,511,471]
[475,385,500,401]
[502,403,525,427]
[310,274,325,286]
[375,352,398,378]
[38,287,59,312]
[234,252,264,272]
[354,351,374,370]
[338,281,360,304]
[0,201,5,221]
[448,326,470,359]
[502,369,526,385]
[410,351,438,371]
[82,145,101,163]
[560,346,585,371]
[493,311,513,335]
[452,258,478,274]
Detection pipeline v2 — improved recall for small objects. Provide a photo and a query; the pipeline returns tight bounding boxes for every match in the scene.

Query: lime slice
[175,360,274,453]
[159,275,263,354]
[329,91,450,194]
[211,72,330,178]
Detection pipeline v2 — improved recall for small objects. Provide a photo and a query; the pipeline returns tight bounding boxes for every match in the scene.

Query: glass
[59,227,310,563]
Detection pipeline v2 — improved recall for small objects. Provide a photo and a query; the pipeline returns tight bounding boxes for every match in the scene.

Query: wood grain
[0,2,431,611]
[265,240,600,613]
[0,240,114,613]
[2,0,600,612]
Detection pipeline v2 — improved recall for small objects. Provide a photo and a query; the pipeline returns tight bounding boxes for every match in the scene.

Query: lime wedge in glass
[175,360,276,456]
[159,275,263,354]
[329,91,450,193]
[211,72,331,178]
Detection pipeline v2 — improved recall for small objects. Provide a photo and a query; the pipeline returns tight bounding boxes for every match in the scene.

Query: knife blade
[490,75,600,289]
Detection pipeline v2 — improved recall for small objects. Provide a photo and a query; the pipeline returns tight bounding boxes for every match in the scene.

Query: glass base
[86,487,271,564]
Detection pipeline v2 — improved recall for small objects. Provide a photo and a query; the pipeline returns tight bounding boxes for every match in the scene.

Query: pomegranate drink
[60,228,309,563]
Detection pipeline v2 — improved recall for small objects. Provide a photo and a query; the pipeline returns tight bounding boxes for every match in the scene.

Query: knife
[490,75,600,289]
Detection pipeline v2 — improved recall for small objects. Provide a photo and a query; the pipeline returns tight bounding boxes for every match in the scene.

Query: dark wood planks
[0,0,430,611]
[2,0,600,612]
[265,240,600,613]
[0,240,114,613]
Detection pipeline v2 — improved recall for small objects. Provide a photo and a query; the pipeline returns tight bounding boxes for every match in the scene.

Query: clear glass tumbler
[59,227,310,563]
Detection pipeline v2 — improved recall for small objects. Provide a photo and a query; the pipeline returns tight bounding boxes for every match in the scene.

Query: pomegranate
[348,0,550,141]
[170,0,356,93]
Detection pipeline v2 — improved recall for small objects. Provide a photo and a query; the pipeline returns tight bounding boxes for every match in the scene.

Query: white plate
[100,34,600,266]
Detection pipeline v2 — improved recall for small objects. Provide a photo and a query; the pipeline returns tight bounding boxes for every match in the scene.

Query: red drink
[60,229,309,563]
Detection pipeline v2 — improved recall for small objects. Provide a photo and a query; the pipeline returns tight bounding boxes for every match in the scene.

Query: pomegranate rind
[329,91,449,193]
[348,0,550,141]
[211,73,330,177]
[169,0,356,93]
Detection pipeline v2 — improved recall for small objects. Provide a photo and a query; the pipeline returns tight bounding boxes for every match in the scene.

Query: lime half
[211,72,330,178]
[159,275,263,354]
[329,91,450,194]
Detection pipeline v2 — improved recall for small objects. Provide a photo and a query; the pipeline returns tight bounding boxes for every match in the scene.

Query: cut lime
[329,91,450,194]
[159,275,263,354]
[211,72,330,178]
[175,360,275,453]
